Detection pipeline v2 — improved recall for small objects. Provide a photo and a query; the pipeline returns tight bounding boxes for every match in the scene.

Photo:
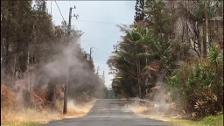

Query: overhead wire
[75,19,126,25]
[53,1,127,26]
[54,0,66,23]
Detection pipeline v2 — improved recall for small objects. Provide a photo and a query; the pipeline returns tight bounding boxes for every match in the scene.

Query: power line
[76,19,125,25]
[54,0,66,23]
[53,2,127,26]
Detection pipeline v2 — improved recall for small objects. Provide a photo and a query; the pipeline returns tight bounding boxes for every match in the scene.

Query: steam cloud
[34,36,105,101]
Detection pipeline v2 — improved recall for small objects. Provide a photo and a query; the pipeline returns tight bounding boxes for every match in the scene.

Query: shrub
[168,46,223,119]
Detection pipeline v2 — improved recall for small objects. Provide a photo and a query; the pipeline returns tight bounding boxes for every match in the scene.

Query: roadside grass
[138,112,223,126]
[128,104,223,126]
[1,108,62,126]
[1,100,96,126]
[2,122,41,126]
[170,114,223,126]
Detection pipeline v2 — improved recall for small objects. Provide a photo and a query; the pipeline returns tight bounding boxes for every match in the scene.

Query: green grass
[170,114,223,126]
[1,122,42,126]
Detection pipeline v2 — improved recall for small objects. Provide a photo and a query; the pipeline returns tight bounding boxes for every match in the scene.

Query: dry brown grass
[1,84,17,108]
[1,84,95,126]
[1,99,95,125]
[1,84,96,125]
[1,108,62,124]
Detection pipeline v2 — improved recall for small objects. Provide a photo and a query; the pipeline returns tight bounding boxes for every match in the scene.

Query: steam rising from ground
[3,37,104,109]
[44,38,83,79]
[1,36,102,124]
[128,71,180,121]
[35,37,105,100]
[64,99,95,118]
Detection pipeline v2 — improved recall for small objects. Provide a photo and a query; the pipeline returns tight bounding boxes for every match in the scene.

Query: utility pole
[67,7,72,35]
[63,5,78,114]
[89,47,93,60]
[96,66,99,75]
[68,6,78,35]
[102,71,105,84]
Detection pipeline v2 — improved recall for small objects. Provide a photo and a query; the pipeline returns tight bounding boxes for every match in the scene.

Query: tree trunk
[63,80,68,114]
[203,1,209,57]
[27,47,31,92]
[48,80,56,108]
[12,55,17,85]
[191,21,201,57]
[137,59,142,98]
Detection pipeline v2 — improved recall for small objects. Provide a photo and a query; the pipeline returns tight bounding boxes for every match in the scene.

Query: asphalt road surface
[46,99,170,126]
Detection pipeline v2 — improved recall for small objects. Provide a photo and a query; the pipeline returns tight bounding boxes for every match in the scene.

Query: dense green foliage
[108,0,223,119]
[168,45,223,118]
[108,0,186,98]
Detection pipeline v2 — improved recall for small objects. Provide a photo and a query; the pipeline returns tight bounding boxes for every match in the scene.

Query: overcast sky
[46,1,135,88]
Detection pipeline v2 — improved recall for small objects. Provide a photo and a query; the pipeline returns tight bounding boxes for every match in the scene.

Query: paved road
[47,99,170,126]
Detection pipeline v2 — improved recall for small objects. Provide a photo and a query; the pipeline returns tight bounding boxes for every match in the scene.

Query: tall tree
[134,0,145,22]
[108,0,188,98]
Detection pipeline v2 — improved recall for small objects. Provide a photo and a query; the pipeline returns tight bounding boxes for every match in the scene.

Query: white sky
[46,1,135,89]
